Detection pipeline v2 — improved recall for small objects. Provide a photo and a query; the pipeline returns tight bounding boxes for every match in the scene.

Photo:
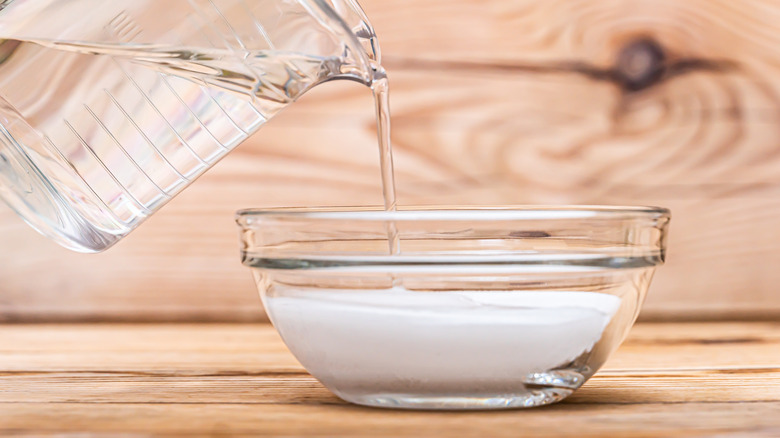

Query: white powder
[265,289,622,396]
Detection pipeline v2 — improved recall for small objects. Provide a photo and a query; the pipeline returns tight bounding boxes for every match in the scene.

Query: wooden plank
[0,322,778,436]
[364,0,780,65]
[0,402,778,437]
[0,368,778,405]
[4,0,780,322]
[0,322,777,372]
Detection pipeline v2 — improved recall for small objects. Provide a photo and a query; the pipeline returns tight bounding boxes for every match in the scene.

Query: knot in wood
[615,38,667,91]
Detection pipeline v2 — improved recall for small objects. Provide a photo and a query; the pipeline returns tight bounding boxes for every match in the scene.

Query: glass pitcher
[0,0,379,252]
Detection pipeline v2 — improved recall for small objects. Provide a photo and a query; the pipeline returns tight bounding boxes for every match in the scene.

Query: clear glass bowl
[236,206,670,410]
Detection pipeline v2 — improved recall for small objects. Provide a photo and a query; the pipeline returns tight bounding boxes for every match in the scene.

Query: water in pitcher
[0,39,347,226]
[0,40,400,246]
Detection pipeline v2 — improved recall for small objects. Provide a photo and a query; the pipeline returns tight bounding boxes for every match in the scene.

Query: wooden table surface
[0,322,778,437]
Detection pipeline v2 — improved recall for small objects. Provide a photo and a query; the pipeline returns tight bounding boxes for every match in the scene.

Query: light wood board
[3,0,780,321]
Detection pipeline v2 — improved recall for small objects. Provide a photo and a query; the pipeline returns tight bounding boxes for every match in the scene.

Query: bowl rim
[236,205,670,225]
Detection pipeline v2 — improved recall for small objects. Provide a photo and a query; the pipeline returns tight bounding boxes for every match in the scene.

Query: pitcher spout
[303,0,381,86]
[326,0,380,63]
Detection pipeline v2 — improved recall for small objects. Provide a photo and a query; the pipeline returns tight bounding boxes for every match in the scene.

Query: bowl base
[335,387,574,410]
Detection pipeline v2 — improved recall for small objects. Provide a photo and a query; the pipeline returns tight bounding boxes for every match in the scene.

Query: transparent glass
[0,0,378,252]
[237,206,671,410]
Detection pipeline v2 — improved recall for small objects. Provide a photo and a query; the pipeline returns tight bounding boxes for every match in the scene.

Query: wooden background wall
[2,0,780,322]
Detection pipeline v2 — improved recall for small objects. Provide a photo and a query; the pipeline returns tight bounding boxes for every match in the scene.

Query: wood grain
[4,0,780,321]
[0,322,778,436]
